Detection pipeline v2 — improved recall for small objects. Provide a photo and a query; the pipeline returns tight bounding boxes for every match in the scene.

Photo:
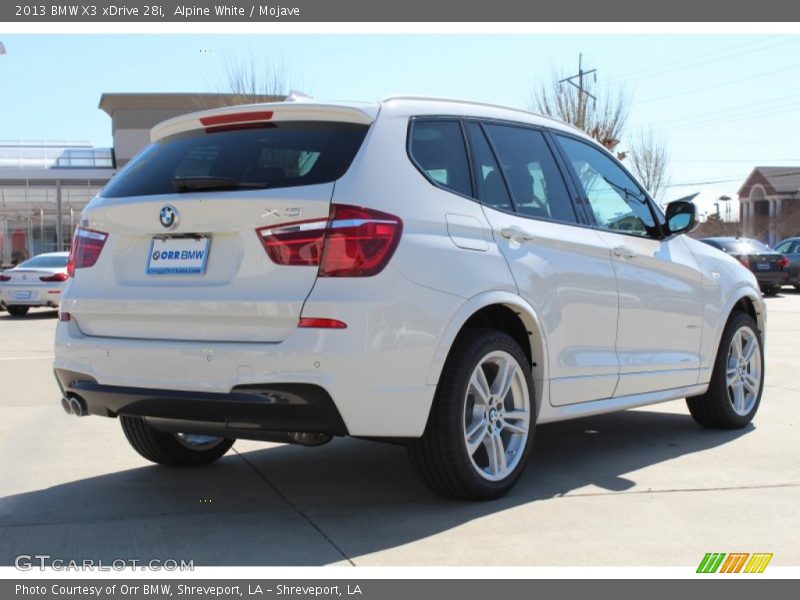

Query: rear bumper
[0,287,62,306]
[753,271,788,286]
[54,368,348,439]
[52,271,462,437]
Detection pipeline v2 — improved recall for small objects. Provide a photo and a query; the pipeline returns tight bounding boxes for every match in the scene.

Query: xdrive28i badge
[159,205,179,229]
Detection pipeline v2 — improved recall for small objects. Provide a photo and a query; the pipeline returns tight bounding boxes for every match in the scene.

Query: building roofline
[98,92,284,116]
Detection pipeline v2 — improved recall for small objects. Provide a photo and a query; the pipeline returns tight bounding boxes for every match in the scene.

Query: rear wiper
[172,176,270,192]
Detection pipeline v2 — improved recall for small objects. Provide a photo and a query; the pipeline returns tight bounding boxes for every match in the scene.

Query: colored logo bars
[697,552,773,573]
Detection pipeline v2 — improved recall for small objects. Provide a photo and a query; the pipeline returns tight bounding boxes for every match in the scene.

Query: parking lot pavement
[1,297,798,567]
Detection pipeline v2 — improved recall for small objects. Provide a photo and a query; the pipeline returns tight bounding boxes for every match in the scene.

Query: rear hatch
[66,103,376,343]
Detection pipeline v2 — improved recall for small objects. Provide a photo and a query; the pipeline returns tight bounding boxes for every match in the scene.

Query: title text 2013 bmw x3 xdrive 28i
[54,98,766,500]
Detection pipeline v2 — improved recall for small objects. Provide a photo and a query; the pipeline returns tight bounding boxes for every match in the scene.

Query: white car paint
[1,252,69,310]
[54,97,765,439]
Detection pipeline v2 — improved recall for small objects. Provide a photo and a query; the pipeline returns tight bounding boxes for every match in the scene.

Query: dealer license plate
[146,236,210,275]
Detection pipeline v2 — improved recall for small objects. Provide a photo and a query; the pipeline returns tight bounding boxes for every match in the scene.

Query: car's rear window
[708,238,773,253]
[17,255,68,269]
[101,121,369,198]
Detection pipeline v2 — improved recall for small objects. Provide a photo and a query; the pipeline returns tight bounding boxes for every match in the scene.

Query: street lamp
[718,195,732,235]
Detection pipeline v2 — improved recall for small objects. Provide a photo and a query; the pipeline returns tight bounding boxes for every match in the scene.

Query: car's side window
[463,122,513,212]
[556,134,659,238]
[775,241,791,253]
[409,120,472,198]
[483,124,578,224]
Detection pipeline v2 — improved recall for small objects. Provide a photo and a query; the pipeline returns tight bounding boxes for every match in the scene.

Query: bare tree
[628,130,670,201]
[221,53,289,105]
[531,70,630,150]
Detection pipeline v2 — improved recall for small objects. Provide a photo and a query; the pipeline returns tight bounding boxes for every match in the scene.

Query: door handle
[501,226,536,243]
[613,245,636,259]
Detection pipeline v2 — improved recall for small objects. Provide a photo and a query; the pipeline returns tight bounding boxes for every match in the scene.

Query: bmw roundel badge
[159,205,178,229]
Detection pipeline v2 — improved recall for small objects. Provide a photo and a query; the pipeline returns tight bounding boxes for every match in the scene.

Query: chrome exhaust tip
[62,395,87,417]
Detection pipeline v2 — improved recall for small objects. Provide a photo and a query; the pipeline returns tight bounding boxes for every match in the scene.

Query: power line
[636,63,800,105]
[612,36,796,84]
[665,169,800,188]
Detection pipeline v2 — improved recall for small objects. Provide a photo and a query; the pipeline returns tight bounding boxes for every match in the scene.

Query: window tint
[101,122,368,198]
[410,120,472,197]
[556,135,658,238]
[17,255,68,269]
[464,122,513,211]
[483,124,577,223]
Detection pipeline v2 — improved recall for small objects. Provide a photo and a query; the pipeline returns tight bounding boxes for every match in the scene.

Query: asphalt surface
[1,294,798,567]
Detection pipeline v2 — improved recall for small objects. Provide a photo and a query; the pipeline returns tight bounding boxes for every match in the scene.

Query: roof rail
[380,95,577,130]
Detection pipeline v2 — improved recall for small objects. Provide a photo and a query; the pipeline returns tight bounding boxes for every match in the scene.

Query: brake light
[39,272,69,282]
[256,204,403,277]
[0,274,10,282]
[257,219,328,267]
[199,111,273,127]
[737,256,750,269]
[59,312,71,322]
[777,256,789,269]
[318,205,403,277]
[67,227,108,277]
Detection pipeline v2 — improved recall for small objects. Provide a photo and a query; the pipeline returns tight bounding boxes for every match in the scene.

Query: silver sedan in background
[0,252,69,317]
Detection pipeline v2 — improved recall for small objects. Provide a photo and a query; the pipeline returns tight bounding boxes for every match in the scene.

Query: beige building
[738,167,800,246]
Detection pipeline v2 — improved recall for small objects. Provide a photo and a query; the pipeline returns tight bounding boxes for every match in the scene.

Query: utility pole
[559,53,597,129]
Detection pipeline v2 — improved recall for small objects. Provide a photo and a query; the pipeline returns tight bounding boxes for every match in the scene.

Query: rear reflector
[40,272,69,282]
[59,312,71,322]
[67,227,108,277]
[298,317,347,329]
[199,111,274,127]
[0,274,9,282]
[256,204,403,277]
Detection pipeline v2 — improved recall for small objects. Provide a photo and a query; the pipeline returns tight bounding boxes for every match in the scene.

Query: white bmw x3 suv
[54,97,765,499]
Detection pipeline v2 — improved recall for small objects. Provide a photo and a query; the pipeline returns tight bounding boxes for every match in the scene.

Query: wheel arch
[426,291,549,415]
[712,288,766,364]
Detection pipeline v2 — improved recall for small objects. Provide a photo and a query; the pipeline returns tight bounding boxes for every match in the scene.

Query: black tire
[760,286,777,296]
[7,305,29,317]
[120,415,234,467]
[794,284,800,292]
[686,311,764,429]
[408,328,536,500]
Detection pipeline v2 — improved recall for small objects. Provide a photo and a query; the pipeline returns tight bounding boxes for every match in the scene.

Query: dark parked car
[700,237,788,295]
[774,237,800,290]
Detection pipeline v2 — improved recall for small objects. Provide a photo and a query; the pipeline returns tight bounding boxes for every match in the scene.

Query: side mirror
[665,200,697,235]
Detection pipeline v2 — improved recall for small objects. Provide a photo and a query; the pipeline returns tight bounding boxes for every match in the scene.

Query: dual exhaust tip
[61,395,87,417]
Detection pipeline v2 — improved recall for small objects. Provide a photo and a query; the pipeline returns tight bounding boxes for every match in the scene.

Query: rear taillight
[777,256,789,269]
[0,274,10,282]
[256,204,403,277]
[736,256,750,269]
[257,219,328,267]
[39,273,69,282]
[67,227,108,277]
